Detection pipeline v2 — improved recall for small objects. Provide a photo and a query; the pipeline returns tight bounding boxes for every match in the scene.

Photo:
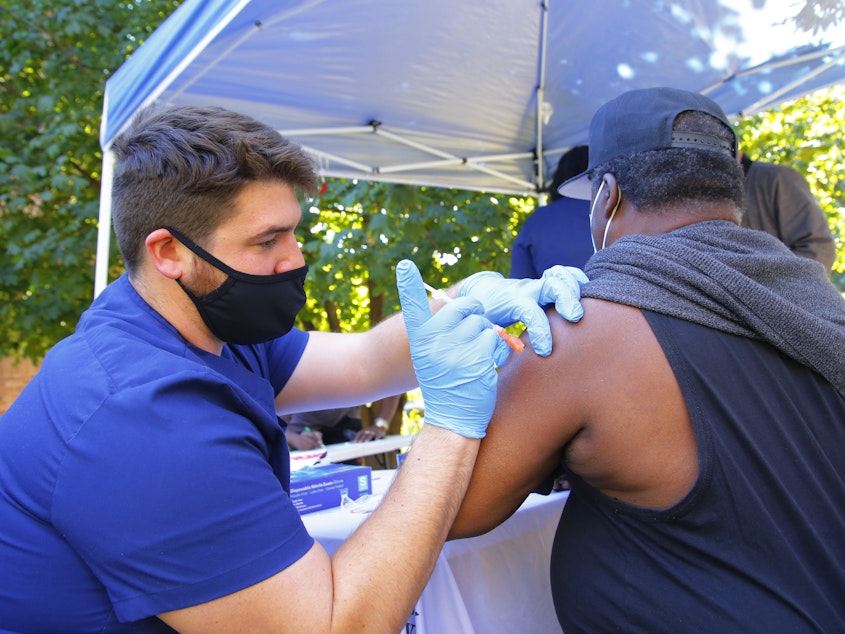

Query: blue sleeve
[265,327,309,394]
[230,328,309,395]
[52,374,314,622]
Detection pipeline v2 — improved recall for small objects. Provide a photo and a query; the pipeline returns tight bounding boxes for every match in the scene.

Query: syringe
[422,282,525,353]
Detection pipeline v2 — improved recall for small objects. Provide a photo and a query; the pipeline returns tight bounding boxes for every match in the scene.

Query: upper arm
[275,316,416,415]
[55,379,317,624]
[450,308,591,537]
[509,245,534,279]
[159,542,334,634]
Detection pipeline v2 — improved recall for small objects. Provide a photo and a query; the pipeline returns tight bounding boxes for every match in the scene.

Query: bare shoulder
[558,299,697,508]
[452,298,696,537]
[452,298,633,536]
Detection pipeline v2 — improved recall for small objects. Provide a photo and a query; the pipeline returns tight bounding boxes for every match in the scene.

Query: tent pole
[94,149,115,298]
[535,0,550,194]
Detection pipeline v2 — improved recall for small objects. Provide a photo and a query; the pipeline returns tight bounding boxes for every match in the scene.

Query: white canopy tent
[96,0,845,295]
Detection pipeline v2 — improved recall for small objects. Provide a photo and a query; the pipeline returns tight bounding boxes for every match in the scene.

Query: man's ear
[600,173,622,220]
[145,228,184,280]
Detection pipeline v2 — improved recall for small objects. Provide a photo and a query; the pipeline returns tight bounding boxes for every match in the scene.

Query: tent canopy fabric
[95,0,845,294]
[101,0,845,195]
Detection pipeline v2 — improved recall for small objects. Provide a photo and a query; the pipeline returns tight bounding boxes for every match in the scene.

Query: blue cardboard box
[289,463,372,515]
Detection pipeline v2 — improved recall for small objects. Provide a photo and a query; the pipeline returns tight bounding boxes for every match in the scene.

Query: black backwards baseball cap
[559,87,737,200]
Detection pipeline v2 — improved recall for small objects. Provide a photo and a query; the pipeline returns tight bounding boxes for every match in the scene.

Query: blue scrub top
[0,274,313,632]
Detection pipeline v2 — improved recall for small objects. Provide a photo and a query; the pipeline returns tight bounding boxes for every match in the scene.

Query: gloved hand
[397,259,501,439]
[458,265,589,357]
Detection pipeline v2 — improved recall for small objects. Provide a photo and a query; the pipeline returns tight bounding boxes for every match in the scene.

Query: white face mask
[589,180,622,252]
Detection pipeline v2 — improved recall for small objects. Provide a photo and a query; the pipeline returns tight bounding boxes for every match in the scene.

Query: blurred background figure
[286,394,403,450]
[740,151,835,273]
[510,145,594,278]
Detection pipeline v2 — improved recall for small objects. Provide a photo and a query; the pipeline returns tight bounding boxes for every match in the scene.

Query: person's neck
[627,201,739,237]
[129,271,225,355]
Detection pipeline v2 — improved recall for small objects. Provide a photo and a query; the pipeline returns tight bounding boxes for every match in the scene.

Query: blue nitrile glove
[396,259,501,439]
[457,265,589,357]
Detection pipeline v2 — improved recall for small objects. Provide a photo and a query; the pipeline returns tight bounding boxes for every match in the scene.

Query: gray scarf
[583,220,845,396]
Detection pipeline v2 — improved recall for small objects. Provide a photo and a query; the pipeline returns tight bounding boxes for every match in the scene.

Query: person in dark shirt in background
[510,145,594,278]
[740,151,835,273]
[286,394,402,449]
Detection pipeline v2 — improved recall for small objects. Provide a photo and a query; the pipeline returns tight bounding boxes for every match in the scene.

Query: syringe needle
[421,282,524,353]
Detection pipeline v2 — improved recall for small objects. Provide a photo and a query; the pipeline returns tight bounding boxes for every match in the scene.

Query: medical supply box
[289,463,372,515]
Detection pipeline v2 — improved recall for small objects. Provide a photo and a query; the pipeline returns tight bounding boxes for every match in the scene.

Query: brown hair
[111,105,318,272]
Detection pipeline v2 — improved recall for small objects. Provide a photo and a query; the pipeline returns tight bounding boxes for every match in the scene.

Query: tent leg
[94,149,115,298]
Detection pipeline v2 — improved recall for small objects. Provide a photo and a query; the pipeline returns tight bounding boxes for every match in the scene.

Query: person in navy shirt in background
[510,145,594,278]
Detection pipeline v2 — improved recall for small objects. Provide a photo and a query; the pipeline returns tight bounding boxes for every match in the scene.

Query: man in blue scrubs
[0,104,586,632]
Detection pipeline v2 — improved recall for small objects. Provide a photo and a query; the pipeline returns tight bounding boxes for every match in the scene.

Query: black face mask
[167,227,308,345]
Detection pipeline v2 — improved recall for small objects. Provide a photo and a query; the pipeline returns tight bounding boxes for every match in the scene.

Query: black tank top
[551,311,845,633]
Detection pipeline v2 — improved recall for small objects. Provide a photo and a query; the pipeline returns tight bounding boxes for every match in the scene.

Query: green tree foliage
[0,0,181,362]
[734,85,845,287]
[1,0,842,362]
[297,179,533,332]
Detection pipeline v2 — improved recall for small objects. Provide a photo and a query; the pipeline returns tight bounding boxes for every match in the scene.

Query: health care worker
[0,103,588,633]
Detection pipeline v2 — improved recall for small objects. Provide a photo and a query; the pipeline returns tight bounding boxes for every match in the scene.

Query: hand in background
[352,426,387,443]
[287,429,324,450]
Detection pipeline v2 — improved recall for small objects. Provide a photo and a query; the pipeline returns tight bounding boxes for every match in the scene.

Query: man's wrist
[375,417,390,431]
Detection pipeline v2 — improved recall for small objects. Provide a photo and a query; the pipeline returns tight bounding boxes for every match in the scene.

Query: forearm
[361,311,417,392]
[329,425,479,632]
[277,318,413,415]
[329,289,457,396]
[279,291,460,415]
[156,426,478,634]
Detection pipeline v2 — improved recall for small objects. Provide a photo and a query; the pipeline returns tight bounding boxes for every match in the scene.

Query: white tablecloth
[302,470,568,633]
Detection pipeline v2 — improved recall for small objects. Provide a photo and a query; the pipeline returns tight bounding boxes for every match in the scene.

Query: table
[302,470,568,633]
[322,434,416,463]
[289,434,417,471]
